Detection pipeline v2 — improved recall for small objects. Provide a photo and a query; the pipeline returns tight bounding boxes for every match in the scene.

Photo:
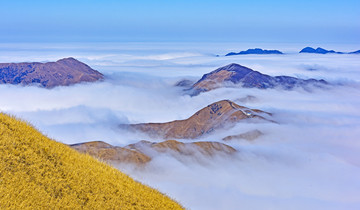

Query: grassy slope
[0,113,182,209]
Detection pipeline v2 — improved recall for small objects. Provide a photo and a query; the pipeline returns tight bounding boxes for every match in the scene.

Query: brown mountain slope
[70,141,151,165]
[71,140,237,166]
[127,140,236,157]
[189,63,327,95]
[0,57,103,88]
[128,100,271,139]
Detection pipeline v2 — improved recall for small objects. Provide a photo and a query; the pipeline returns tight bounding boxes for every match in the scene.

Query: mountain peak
[190,64,254,94]
[57,57,77,62]
[129,100,271,139]
[56,57,80,64]
[218,63,253,72]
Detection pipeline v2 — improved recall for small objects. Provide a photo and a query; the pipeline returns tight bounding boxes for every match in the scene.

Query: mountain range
[73,100,269,166]
[0,57,103,88]
[299,47,360,54]
[225,47,360,55]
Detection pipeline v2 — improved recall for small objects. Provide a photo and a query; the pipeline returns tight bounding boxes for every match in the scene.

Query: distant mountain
[299,47,343,54]
[349,50,360,54]
[174,79,195,88]
[222,129,264,141]
[189,63,327,95]
[226,48,283,56]
[127,100,272,139]
[71,140,237,165]
[0,57,103,88]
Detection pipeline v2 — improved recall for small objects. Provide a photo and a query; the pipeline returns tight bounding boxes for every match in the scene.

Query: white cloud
[1,43,360,209]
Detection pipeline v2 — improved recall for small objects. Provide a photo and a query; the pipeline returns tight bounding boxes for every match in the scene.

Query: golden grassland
[0,113,183,209]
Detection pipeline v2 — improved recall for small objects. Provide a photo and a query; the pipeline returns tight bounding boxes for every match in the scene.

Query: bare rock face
[70,140,237,166]
[128,100,272,139]
[222,129,264,141]
[0,57,103,88]
[189,63,327,95]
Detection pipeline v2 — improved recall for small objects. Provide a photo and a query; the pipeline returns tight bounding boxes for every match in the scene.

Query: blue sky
[1,0,359,43]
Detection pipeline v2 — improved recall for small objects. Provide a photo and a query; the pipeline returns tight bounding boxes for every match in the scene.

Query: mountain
[226,48,283,56]
[174,79,195,88]
[0,57,103,88]
[349,50,360,54]
[70,141,151,165]
[127,140,236,157]
[299,47,343,54]
[223,129,264,141]
[189,63,327,95]
[71,140,237,165]
[128,100,272,139]
[0,113,182,209]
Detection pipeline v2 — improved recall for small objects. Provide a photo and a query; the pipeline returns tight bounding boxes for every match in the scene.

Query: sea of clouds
[1,42,360,209]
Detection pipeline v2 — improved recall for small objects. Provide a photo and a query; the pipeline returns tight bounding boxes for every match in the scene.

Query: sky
[1,0,359,43]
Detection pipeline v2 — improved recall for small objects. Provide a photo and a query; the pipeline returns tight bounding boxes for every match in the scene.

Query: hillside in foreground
[0,113,182,209]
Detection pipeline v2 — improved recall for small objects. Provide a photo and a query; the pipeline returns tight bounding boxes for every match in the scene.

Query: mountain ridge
[299,47,343,54]
[226,48,283,56]
[0,57,103,88]
[189,63,327,95]
[127,100,272,139]
[71,140,237,165]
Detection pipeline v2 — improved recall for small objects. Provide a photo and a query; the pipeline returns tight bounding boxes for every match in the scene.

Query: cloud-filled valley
[1,43,360,209]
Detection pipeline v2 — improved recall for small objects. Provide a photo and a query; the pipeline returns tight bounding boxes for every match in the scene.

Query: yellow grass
[0,113,183,209]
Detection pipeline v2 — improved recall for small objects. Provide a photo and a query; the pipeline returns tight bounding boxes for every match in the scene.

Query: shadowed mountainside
[189,63,327,95]
[127,100,272,139]
[0,57,103,88]
[71,140,237,166]
[0,113,182,209]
